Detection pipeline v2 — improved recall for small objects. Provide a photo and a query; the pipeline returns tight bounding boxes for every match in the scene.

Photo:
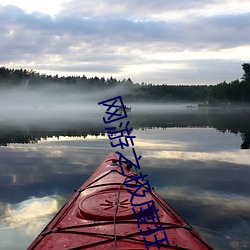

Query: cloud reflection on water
[0,196,59,228]
[0,196,62,250]
[0,126,250,249]
[150,150,250,167]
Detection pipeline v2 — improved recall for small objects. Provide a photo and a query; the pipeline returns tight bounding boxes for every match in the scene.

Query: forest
[0,63,250,104]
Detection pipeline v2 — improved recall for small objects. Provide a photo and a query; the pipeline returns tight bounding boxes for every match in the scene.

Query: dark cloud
[1,4,249,48]
[185,13,250,49]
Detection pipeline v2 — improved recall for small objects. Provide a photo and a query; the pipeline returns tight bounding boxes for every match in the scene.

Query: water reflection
[0,107,250,149]
[0,108,250,249]
[0,196,62,250]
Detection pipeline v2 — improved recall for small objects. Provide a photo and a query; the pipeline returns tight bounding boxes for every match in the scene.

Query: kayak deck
[28,152,213,249]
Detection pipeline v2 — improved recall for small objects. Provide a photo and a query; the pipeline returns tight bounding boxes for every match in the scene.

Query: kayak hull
[28,152,213,249]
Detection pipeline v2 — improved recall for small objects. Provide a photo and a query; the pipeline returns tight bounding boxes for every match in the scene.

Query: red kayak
[28,152,213,249]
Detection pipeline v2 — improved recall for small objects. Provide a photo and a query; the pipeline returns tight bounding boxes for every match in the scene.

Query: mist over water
[0,85,101,122]
[1,84,250,149]
[0,84,250,249]
[0,84,198,124]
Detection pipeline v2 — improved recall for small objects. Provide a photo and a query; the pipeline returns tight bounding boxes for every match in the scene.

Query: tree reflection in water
[1,108,249,149]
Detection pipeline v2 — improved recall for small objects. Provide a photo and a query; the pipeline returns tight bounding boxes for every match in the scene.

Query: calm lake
[0,104,250,249]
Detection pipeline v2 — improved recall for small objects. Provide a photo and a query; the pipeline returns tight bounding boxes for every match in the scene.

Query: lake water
[0,104,250,249]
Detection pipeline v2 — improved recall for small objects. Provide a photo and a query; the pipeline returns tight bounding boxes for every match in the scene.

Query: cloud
[0,1,250,84]
[3,4,248,48]
[0,196,59,228]
[157,186,250,216]
[58,0,247,19]
[0,196,62,249]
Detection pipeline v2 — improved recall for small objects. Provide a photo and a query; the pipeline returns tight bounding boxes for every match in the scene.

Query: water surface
[0,105,250,249]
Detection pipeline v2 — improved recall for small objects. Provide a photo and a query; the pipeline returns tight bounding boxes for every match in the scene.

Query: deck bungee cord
[28,153,214,249]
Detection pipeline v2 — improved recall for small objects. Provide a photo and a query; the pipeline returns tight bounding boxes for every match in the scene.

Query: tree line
[0,63,249,104]
[208,63,250,105]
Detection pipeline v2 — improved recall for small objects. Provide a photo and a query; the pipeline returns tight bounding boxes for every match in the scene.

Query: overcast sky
[0,0,250,85]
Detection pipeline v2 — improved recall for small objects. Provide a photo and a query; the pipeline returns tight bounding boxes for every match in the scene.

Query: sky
[0,0,250,85]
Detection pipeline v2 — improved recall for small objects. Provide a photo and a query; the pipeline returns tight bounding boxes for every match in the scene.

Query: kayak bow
[28,152,213,249]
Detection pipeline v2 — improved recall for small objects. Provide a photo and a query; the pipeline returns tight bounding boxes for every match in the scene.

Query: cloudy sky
[0,0,250,85]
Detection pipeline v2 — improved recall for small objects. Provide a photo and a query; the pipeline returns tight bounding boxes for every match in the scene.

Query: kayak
[28,152,213,249]
[118,106,131,113]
